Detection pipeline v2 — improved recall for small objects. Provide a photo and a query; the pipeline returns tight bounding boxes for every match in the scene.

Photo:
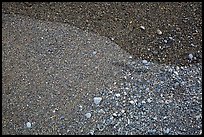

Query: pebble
[169,36,173,40]
[89,130,95,135]
[92,51,97,55]
[147,98,152,103]
[121,109,125,113]
[156,29,162,35]
[174,71,179,76]
[188,53,193,60]
[60,115,65,120]
[142,60,148,64]
[115,93,121,97]
[26,122,32,128]
[141,100,146,104]
[164,128,170,134]
[112,112,117,117]
[129,100,135,105]
[85,113,92,118]
[140,26,145,30]
[98,109,105,114]
[94,97,102,105]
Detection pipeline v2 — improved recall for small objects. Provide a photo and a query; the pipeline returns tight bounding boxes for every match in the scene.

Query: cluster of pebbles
[68,59,202,135]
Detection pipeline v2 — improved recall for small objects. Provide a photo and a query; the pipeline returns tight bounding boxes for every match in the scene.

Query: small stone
[156,29,162,35]
[129,100,135,105]
[164,128,170,134]
[174,71,179,76]
[140,26,145,30]
[26,122,32,128]
[112,112,117,117]
[94,97,102,105]
[169,36,173,40]
[92,51,97,55]
[188,53,193,60]
[98,109,105,114]
[174,82,179,87]
[147,98,152,103]
[60,115,65,120]
[85,113,92,118]
[79,105,83,110]
[141,100,146,104]
[121,109,125,113]
[137,102,142,108]
[89,130,95,135]
[115,93,120,97]
[164,39,168,43]
[142,60,148,64]
[153,117,157,120]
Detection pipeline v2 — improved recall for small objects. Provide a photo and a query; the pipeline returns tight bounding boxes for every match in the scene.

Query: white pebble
[174,71,179,76]
[164,128,170,134]
[188,53,193,60]
[85,113,92,118]
[156,29,162,35]
[92,51,97,55]
[26,122,32,128]
[93,97,102,105]
[115,93,120,97]
[142,60,148,64]
[142,100,146,104]
[169,36,173,40]
[147,98,152,103]
[121,109,125,113]
[129,100,135,105]
[112,112,117,117]
[140,26,145,30]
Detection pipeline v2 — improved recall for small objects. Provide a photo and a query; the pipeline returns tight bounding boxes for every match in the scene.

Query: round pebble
[188,53,193,60]
[92,51,97,55]
[26,122,32,128]
[115,93,120,97]
[94,97,102,105]
[85,113,92,118]
[129,100,135,105]
[156,29,162,35]
[142,60,148,64]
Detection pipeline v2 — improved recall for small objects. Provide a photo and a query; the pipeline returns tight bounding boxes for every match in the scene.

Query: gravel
[2,3,202,135]
[68,59,202,135]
